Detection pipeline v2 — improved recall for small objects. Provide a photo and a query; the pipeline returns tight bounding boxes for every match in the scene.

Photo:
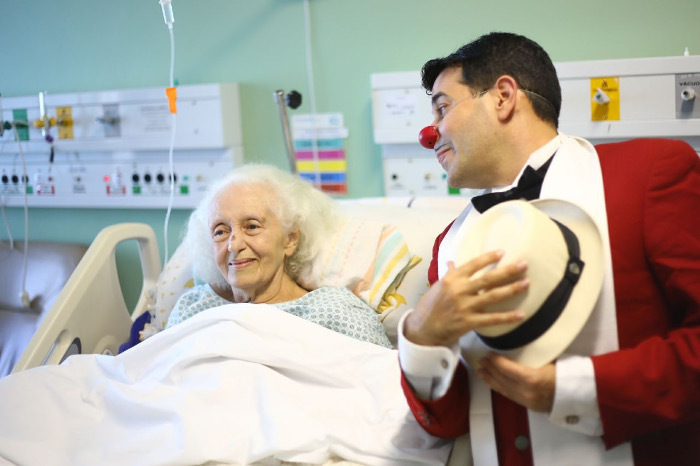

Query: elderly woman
[165,164,391,348]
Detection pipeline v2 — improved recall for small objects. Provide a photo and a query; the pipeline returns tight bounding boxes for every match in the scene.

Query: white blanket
[0,305,451,466]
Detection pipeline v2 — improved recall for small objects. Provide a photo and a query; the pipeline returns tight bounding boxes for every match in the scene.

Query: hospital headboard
[12,223,161,373]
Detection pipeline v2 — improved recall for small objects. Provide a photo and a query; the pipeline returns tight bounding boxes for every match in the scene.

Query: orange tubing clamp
[165,87,177,114]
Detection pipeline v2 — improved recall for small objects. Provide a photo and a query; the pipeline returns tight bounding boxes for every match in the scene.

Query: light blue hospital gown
[166,284,392,348]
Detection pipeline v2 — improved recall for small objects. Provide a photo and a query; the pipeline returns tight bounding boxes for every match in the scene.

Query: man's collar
[489,135,562,194]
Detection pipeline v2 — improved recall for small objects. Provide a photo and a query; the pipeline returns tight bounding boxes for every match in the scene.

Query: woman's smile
[230,257,255,269]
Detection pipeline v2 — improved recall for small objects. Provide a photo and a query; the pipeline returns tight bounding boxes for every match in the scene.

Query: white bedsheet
[0,304,451,466]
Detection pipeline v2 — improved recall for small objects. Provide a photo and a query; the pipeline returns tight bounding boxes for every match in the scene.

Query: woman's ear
[285,228,300,257]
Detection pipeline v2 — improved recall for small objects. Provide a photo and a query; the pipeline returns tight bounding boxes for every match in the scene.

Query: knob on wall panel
[676,73,700,118]
[95,104,121,138]
[590,77,620,121]
[56,107,74,140]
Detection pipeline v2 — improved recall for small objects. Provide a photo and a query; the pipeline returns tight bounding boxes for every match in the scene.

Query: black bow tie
[471,156,554,213]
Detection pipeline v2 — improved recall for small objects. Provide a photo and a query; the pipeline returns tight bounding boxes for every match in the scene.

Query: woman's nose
[227,233,243,252]
[419,125,439,149]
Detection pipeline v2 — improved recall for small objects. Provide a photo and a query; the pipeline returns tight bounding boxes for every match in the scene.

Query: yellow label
[297,160,347,172]
[590,77,620,121]
[56,106,74,139]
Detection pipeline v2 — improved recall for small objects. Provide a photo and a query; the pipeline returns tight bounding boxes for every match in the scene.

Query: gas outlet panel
[380,143,480,199]
[371,55,700,197]
[0,83,243,208]
[0,148,242,209]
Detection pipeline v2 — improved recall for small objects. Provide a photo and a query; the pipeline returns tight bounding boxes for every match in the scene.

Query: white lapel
[540,135,620,357]
[465,134,633,465]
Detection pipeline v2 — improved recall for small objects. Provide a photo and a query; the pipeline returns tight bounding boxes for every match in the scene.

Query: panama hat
[453,199,604,368]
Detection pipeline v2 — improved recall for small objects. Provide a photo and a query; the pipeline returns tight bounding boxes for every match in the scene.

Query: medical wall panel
[0,83,243,208]
[556,56,700,141]
[371,55,700,197]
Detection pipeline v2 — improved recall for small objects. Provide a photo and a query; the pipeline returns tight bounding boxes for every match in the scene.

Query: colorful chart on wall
[292,113,349,194]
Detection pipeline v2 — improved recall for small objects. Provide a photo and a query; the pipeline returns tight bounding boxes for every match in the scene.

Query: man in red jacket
[399,32,700,465]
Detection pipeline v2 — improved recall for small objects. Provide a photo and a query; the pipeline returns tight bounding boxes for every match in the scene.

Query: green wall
[2,0,699,309]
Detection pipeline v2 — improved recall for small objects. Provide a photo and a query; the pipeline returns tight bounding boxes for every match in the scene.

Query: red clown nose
[418,125,439,149]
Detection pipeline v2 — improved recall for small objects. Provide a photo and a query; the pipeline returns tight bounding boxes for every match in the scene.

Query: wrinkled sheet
[0,304,451,466]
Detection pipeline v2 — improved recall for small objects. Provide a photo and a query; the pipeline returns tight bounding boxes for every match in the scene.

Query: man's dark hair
[421,32,561,128]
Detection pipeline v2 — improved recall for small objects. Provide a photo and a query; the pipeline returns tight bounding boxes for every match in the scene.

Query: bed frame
[10,196,473,465]
[12,223,160,372]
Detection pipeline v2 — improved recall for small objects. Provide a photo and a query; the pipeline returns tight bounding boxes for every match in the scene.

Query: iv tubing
[162,9,176,267]
[0,198,12,250]
[303,0,321,188]
[12,123,31,307]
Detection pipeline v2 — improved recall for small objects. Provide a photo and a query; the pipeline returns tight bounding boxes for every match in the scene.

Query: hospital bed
[4,196,474,466]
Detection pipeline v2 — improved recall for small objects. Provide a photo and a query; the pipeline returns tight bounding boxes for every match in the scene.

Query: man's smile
[435,143,452,167]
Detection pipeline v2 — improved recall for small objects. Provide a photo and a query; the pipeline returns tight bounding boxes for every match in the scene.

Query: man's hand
[477,353,556,412]
[403,250,529,347]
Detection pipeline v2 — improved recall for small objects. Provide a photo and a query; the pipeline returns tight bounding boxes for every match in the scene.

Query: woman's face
[208,183,298,302]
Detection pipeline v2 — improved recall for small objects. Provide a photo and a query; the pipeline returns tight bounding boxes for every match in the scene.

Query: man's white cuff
[397,309,460,399]
[549,354,603,436]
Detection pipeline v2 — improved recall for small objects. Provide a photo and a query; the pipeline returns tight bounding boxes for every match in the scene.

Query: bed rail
[12,223,161,373]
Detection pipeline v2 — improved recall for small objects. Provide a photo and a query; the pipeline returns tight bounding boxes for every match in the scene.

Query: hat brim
[457,199,604,368]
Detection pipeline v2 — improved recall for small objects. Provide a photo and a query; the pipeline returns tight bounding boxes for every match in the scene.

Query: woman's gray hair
[185,164,340,289]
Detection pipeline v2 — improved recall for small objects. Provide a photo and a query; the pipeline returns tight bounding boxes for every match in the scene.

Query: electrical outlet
[34,171,55,195]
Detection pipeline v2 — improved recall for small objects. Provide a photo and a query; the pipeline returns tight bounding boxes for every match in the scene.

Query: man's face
[430,66,498,189]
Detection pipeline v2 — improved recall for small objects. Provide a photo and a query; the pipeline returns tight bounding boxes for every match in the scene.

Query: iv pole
[273,90,302,174]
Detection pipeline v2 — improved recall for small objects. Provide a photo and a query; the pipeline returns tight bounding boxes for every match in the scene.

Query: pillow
[140,242,195,338]
[296,214,419,313]
[335,201,465,343]
[0,307,40,377]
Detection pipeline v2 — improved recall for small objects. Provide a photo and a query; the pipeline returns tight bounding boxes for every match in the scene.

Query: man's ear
[493,75,518,121]
[285,228,300,257]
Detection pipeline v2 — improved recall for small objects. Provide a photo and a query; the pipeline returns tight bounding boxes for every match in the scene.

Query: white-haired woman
[166,164,391,348]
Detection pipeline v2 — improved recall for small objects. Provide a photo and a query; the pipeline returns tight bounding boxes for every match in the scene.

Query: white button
[515,435,530,450]
[440,359,449,369]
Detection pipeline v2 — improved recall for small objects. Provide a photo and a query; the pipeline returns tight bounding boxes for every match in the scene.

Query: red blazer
[401,139,700,465]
